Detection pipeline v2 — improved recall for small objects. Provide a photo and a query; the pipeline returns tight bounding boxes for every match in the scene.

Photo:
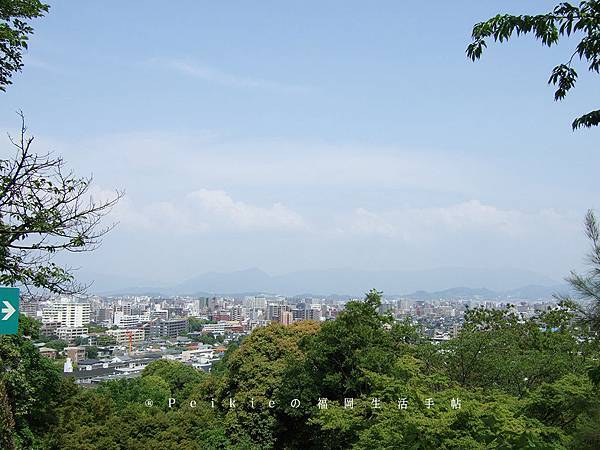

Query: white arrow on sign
[1,300,16,321]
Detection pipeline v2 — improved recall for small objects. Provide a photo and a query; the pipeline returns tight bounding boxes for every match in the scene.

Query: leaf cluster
[467,1,600,129]
[0,0,49,91]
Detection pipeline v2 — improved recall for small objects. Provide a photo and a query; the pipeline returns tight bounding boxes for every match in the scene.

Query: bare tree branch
[0,114,122,296]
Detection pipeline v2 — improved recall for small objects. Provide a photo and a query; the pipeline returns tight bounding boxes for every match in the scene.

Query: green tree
[302,289,396,400]
[46,387,230,450]
[216,321,319,449]
[0,0,48,91]
[95,376,171,410]
[0,114,122,295]
[73,336,87,347]
[86,323,108,333]
[0,6,121,448]
[188,317,208,332]
[44,339,67,352]
[17,313,39,337]
[572,404,600,449]
[564,210,600,332]
[191,333,218,345]
[276,290,403,449]
[142,359,206,403]
[210,340,241,376]
[467,1,600,129]
[524,373,594,432]
[348,394,567,450]
[444,304,584,397]
[96,333,117,346]
[85,346,98,359]
[0,119,121,449]
[0,330,72,449]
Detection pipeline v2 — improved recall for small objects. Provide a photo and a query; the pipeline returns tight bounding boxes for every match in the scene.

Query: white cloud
[27,130,587,281]
[336,201,577,241]
[108,193,575,242]
[156,59,310,93]
[343,207,398,238]
[91,178,577,246]
[108,188,307,234]
[417,200,520,234]
[63,131,481,196]
[187,189,307,230]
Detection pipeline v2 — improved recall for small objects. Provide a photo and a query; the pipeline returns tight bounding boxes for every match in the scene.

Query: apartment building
[42,301,91,327]
[147,318,188,338]
[57,326,89,343]
[107,328,145,346]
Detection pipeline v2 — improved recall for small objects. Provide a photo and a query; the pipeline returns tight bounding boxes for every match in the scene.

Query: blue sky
[1,1,598,286]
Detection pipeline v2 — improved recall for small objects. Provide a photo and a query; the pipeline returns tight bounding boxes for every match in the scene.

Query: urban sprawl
[22,293,560,386]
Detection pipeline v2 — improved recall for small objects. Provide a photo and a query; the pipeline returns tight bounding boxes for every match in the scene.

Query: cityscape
[1,1,600,448]
[23,290,562,386]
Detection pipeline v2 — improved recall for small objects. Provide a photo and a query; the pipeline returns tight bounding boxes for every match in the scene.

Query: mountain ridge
[83,267,567,299]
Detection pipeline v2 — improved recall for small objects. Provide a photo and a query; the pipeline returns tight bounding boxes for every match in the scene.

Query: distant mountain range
[403,285,568,301]
[82,267,570,300]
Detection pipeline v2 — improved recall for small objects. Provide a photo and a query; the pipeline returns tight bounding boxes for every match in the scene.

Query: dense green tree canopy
[1,287,597,449]
[0,315,71,450]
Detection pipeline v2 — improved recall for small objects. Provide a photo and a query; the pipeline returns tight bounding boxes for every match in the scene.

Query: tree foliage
[0,114,122,295]
[0,0,48,91]
[467,1,600,130]
[0,332,69,449]
[215,320,320,448]
[0,288,598,449]
[3,213,600,448]
[564,209,600,332]
[445,303,584,398]
[141,359,206,404]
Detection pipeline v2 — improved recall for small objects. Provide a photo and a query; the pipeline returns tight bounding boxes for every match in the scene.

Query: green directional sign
[0,287,19,335]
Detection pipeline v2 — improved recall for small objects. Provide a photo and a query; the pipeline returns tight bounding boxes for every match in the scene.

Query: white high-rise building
[42,300,91,327]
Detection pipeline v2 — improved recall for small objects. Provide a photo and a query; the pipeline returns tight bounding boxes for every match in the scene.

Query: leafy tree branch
[0,112,123,295]
[467,1,600,130]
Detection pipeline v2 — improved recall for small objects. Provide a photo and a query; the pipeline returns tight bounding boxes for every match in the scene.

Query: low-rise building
[40,320,62,338]
[201,321,243,335]
[39,347,58,359]
[56,326,89,343]
[64,346,86,363]
[107,328,145,346]
[62,354,162,385]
